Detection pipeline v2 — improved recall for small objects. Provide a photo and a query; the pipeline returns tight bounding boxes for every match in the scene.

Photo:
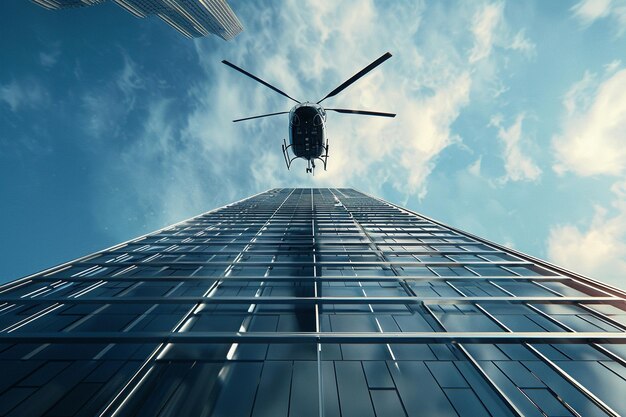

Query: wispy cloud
[0,79,47,112]
[571,0,626,35]
[547,180,626,288]
[572,0,613,23]
[468,2,535,63]
[605,59,622,73]
[553,64,626,176]
[469,3,504,63]
[468,157,482,177]
[80,52,144,140]
[116,53,144,103]
[508,30,535,54]
[39,41,61,68]
[489,113,541,183]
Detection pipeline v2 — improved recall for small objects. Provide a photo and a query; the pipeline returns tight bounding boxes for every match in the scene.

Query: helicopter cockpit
[289,103,326,126]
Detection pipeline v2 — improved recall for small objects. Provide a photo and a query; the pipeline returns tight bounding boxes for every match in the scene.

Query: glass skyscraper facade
[31,0,243,40]
[1,188,625,416]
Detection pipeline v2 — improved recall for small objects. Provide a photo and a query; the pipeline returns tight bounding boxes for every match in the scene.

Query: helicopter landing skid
[282,138,330,175]
[281,139,298,170]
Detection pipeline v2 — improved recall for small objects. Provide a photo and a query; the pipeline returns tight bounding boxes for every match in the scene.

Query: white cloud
[81,53,145,139]
[571,0,626,35]
[572,0,613,23]
[468,157,482,176]
[469,3,504,63]
[508,30,535,54]
[562,70,596,115]
[464,2,535,106]
[547,180,626,289]
[489,113,542,183]
[116,54,144,104]
[605,59,622,73]
[468,2,535,63]
[553,66,626,176]
[0,80,47,112]
[39,42,61,68]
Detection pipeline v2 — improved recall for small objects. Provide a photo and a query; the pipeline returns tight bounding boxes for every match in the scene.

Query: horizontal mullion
[178,218,432,221]
[1,331,625,344]
[130,241,484,247]
[149,232,459,238]
[75,260,533,267]
[28,275,568,283]
[1,296,621,305]
[170,224,445,230]
[165,231,456,236]
[100,249,505,257]
[153,233,318,238]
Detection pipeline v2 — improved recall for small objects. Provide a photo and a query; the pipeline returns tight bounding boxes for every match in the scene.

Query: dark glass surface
[0,188,624,416]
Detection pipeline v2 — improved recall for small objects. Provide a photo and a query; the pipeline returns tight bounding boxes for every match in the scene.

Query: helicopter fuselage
[288,103,326,160]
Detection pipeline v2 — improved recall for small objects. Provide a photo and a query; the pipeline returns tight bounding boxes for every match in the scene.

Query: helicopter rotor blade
[317,52,392,104]
[222,60,300,104]
[233,111,290,123]
[326,108,396,118]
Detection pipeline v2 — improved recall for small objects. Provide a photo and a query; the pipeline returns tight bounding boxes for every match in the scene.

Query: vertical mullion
[312,188,324,417]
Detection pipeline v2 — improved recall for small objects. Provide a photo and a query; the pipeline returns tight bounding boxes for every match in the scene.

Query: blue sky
[1,0,625,289]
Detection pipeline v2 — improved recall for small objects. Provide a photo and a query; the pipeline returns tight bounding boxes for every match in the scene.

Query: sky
[1,0,626,289]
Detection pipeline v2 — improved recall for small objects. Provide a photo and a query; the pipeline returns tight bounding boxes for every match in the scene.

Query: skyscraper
[31,0,243,40]
[1,188,624,416]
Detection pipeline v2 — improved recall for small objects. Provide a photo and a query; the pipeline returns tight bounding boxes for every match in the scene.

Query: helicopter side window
[291,114,300,126]
[313,114,323,126]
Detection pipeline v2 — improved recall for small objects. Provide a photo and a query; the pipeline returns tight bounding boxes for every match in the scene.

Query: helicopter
[222,52,396,174]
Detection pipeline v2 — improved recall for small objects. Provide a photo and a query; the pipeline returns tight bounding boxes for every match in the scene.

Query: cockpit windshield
[290,104,324,127]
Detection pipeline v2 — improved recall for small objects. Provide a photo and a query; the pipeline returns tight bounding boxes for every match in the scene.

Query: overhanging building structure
[1,188,625,416]
[31,0,243,40]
